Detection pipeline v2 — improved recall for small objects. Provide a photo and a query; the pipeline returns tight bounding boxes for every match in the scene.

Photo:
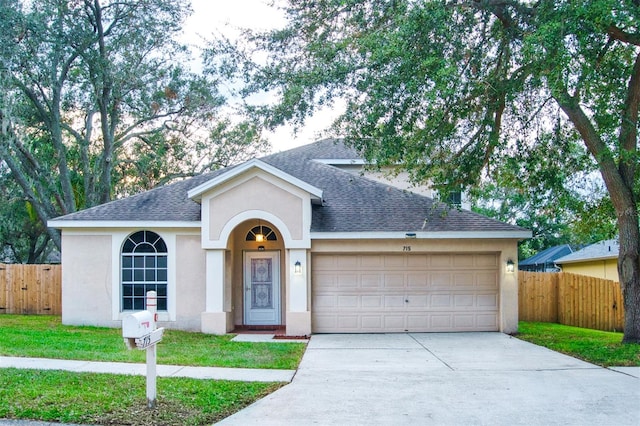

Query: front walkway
[0,356,294,383]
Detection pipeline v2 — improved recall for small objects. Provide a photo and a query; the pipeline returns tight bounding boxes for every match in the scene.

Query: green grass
[516,321,640,367]
[0,315,306,369]
[0,368,282,425]
[0,315,304,424]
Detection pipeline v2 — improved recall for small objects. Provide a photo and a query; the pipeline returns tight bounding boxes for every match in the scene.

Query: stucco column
[500,250,519,334]
[201,249,229,334]
[286,248,311,335]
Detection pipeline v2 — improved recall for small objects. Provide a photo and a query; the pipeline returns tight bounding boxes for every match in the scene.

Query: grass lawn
[0,315,306,369]
[0,315,305,424]
[516,321,640,367]
[0,368,283,425]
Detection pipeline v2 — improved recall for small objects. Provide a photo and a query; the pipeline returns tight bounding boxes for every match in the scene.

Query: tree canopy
[0,0,268,257]
[217,0,640,341]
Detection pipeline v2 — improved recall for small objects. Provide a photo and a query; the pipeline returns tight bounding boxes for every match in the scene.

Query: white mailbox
[122,311,154,339]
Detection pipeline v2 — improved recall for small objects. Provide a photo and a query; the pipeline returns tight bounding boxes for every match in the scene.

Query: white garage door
[312,253,499,333]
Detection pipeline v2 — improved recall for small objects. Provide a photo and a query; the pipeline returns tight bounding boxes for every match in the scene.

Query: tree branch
[618,51,640,189]
[608,25,640,47]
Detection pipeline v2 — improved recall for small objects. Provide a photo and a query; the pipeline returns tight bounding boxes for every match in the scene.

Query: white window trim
[111,230,177,322]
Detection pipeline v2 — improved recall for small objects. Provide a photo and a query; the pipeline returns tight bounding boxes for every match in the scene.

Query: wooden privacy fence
[0,265,626,332]
[0,263,61,315]
[519,271,625,332]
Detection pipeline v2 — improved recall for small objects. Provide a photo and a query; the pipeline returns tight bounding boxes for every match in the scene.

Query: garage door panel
[384,274,405,287]
[337,275,358,288]
[453,254,475,268]
[312,253,499,333]
[454,294,474,307]
[407,273,428,287]
[407,254,429,267]
[454,273,474,287]
[407,315,429,328]
[431,272,453,287]
[337,295,359,308]
[361,295,383,308]
[361,274,382,288]
[383,255,405,268]
[313,314,337,330]
[337,315,359,329]
[477,293,498,308]
[407,295,428,307]
[385,295,405,308]
[383,316,405,329]
[314,294,337,308]
[477,314,499,328]
[313,272,337,288]
[476,254,499,267]
[453,314,474,328]
[361,255,384,268]
[477,272,499,288]
[430,293,452,308]
[430,315,453,329]
[337,255,359,268]
[361,315,382,329]
[430,254,453,268]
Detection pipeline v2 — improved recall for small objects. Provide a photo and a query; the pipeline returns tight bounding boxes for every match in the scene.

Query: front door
[244,251,281,325]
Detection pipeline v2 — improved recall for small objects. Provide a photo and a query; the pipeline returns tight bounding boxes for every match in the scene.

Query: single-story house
[519,244,573,273]
[48,139,530,336]
[555,239,619,282]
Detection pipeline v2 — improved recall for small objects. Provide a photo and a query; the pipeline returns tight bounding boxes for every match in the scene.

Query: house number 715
[403,246,411,252]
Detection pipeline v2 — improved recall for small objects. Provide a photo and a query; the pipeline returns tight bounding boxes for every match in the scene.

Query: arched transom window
[121,230,167,311]
[245,225,277,242]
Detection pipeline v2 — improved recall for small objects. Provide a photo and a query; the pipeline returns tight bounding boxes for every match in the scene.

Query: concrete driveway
[219,333,639,425]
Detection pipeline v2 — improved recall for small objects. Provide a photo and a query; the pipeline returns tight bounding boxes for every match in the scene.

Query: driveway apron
[218,332,639,425]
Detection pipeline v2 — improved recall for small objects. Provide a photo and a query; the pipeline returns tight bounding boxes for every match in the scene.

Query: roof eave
[48,220,201,229]
[555,255,619,264]
[310,230,532,240]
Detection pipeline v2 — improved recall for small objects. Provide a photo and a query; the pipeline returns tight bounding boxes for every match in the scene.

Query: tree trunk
[555,91,639,343]
[618,205,640,343]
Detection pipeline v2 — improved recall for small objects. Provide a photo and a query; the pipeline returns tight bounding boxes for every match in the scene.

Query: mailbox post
[122,291,164,409]
[146,291,157,409]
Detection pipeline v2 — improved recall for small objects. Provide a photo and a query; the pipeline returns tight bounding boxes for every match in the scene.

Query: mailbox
[122,310,154,338]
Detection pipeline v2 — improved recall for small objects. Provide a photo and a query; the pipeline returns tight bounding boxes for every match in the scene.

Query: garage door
[312,253,499,333]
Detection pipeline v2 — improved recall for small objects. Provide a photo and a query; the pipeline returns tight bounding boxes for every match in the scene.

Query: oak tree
[222,0,640,341]
[0,0,268,252]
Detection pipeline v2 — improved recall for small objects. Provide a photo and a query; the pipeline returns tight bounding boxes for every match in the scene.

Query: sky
[182,0,340,153]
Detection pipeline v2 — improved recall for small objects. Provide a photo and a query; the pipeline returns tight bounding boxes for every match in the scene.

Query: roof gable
[187,158,323,202]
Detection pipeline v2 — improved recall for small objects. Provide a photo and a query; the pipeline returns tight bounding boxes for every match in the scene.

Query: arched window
[121,230,167,311]
[245,225,277,242]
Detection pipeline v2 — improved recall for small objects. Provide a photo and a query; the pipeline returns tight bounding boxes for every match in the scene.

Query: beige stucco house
[49,139,530,336]
[555,239,620,282]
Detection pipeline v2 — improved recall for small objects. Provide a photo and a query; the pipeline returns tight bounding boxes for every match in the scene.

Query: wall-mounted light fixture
[506,259,515,273]
[294,261,302,275]
[258,245,265,251]
[405,232,416,239]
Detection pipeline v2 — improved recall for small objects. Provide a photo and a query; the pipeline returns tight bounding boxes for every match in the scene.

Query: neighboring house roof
[555,239,619,264]
[49,139,529,236]
[519,244,573,268]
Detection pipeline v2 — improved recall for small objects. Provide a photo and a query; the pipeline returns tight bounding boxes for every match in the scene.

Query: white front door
[244,251,281,325]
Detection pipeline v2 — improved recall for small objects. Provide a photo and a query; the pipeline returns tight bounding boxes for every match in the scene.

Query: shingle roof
[519,245,573,267]
[555,239,619,264]
[51,138,528,235]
